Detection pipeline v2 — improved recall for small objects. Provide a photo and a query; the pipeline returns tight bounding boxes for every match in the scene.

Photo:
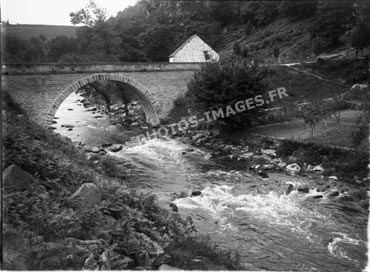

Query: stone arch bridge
[1,62,202,126]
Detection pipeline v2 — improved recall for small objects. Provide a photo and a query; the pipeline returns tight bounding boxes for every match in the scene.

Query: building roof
[169,34,215,58]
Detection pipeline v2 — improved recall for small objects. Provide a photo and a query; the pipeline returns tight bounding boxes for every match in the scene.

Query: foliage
[276,139,369,182]
[301,58,369,85]
[279,0,318,22]
[354,87,370,125]
[326,95,346,124]
[241,1,279,28]
[309,0,355,53]
[295,100,331,137]
[166,235,240,270]
[3,0,366,63]
[350,21,370,55]
[351,124,369,149]
[3,93,237,270]
[187,61,268,132]
[70,0,107,27]
[233,41,241,55]
[3,34,49,63]
[48,35,77,62]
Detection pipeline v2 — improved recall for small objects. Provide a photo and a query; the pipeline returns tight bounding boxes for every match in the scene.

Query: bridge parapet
[1,62,203,75]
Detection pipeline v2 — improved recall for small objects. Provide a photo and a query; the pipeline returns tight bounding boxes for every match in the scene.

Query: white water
[53,94,368,271]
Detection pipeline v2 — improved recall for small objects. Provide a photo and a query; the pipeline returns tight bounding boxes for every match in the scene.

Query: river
[52,93,368,271]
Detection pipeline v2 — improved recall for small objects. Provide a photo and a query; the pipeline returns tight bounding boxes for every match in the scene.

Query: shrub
[186,61,268,132]
[166,235,240,270]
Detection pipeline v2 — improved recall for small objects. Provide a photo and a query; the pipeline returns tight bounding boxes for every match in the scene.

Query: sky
[1,0,139,25]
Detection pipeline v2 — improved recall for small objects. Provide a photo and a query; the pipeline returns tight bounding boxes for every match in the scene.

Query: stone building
[169,34,219,63]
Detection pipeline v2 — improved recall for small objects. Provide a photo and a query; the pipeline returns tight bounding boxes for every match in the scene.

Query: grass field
[248,110,369,150]
[1,24,78,40]
[266,65,349,104]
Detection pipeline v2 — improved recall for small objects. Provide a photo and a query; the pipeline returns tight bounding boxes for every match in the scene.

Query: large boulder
[298,187,310,193]
[132,232,170,268]
[274,183,294,196]
[286,164,301,175]
[312,165,325,173]
[84,146,102,153]
[239,152,254,160]
[159,264,182,270]
[191,190,202,197]
[328,176,338,181]
[3,164,33,191]
[261,149,276,157]
[68,183,101,208]
[283,184,294,195]
[107,144,123,152]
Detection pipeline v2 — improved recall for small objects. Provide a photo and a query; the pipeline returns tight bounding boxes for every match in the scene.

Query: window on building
[203,51,210,61]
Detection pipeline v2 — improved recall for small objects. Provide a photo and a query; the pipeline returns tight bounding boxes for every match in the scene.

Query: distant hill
[1,24,78,41]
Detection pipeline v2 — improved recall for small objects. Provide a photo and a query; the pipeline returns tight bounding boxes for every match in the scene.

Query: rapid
[52,93,368,271]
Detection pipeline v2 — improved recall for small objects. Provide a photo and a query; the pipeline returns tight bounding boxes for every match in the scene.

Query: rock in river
[312,165,325,173]
[298,187,310,193]
[261,149,276,157]
[327,190,339,197]
[257,170,269,178]
[191,190,202,197]
[159,264,182,270]
[108,144,123,152]
[61,124,74,128]
[286,163,301,175]
[84,146,101,153]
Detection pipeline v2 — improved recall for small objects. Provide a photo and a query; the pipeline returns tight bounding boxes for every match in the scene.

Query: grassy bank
[275,138,369,183]
[2,92,239,270]
[297,58,369,85]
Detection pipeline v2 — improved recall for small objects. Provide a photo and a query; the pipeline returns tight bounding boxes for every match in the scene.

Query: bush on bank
[2,92,239,270]
[186,61,268,132]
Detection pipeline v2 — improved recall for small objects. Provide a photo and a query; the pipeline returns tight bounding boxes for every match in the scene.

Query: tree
[48,36,76,62]
[296,100,331,137]
[272,46,280,63]
[355,87,370,125]
[233,41,241,56]
[351,21,370,57]
[208,1,235,27]
[328,95,346,124]
[70,0,107,27]
[243,2,279,28]
[139,24,178,61]
[186,61,268,132]
[309,0,355,52]
[279,0,317,22]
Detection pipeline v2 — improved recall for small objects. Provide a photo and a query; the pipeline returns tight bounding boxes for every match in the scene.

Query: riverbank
[2,93,239,270]
[174,129,369,211]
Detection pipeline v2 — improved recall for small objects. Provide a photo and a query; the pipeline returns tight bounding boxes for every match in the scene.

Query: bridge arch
[46,73,162,126]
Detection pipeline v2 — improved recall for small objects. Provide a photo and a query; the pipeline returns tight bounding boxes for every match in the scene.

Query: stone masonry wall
[2,70,196,126]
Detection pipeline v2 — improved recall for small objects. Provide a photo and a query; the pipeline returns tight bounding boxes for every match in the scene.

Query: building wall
[170,36,219,63]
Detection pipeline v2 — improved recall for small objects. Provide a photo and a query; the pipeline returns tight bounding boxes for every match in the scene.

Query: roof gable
[169,34,215,58]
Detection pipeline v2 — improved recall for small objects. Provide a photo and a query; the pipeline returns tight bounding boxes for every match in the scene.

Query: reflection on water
[52,92,144,145]
[53,92,368,271]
